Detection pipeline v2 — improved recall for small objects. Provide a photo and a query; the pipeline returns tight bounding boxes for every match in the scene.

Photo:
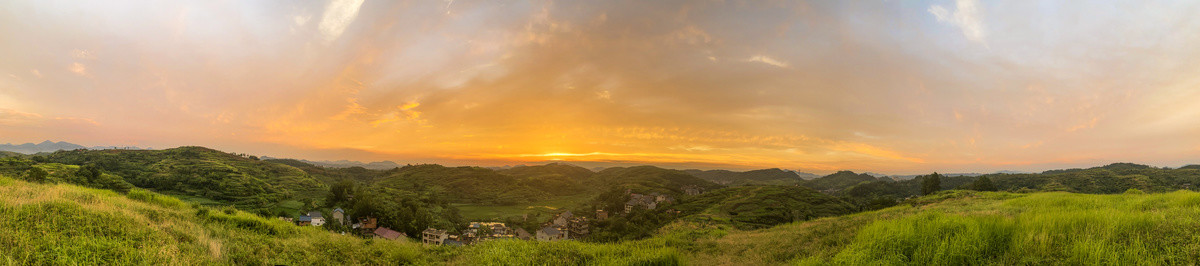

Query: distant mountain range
[0,141,86,154]
[0,141,148,154]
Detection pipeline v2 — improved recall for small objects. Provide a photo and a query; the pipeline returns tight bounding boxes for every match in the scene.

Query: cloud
[68,62,89,76]
[746,55,789,68]
[317,0,365,43]
[0,108,43,125]
[929,0,986,44]
[4,0,1200,173]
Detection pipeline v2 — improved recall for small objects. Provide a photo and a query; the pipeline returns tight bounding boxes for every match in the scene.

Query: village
[279,185,705,245]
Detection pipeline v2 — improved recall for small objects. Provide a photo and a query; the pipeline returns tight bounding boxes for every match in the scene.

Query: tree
[921,172,942,195]
[76,164,102,184]
[26,167,48,183]
[972,176,997,191]
[326,180,354,207]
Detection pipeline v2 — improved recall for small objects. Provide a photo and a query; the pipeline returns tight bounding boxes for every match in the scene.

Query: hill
[673,185,857,229]
[683,168,804,186]
[372,164,550,205]
[0,175,681,264]
[595,166,722,196]
[498,163,596,196]
[802,171,879,192]
[9,165,1200,264]
[39,147,327,210]
[0,176,430,264]
[0,140,87,154]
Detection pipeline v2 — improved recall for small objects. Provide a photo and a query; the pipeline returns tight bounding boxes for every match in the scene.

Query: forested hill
[34,147,327,208]
[831,163,1200,200]
[802,170,880,191]
[684,168,804,186]
[596,166,722,195]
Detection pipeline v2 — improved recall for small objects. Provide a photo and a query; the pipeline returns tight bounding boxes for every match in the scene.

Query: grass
[7,173,1200,265]
[0,175,429,265]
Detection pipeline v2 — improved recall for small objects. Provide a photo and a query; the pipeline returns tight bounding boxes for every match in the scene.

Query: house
[567,217,589,239]
[596,209,608,221]
[624,194,659,214]
[536,226,567,241]
[683,185,704,195]
[297,215,312,226]
[552,211,573,227]
[374,227,406,241]
[422,228,448,245]
[332,208,345,225]
[490,223,509,236]
[307,211,325,226]
[652,193,674,204]
[514,228,532,240]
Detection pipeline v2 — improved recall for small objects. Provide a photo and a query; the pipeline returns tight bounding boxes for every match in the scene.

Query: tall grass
[0,177,430,265]
[825,191,1200,265]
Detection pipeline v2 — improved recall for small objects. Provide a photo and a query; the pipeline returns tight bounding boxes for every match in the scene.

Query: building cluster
[682,185,705,195]
[422,222,517,246]
[623,190,675,214]
[535,211,589,241]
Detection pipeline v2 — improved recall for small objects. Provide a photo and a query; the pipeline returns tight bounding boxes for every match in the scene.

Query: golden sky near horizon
[2,0,1200,174]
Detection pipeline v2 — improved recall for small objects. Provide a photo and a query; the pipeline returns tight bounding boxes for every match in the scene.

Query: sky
[2,0,1200,175]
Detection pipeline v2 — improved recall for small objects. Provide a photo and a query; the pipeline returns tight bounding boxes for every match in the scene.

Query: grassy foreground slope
[655,190,1200,265]
[7,170,1200,265]
[0,175,427,265]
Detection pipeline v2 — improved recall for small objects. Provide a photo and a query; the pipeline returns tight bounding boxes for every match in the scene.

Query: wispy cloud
[317,0,365,43]
[929,0,986,44]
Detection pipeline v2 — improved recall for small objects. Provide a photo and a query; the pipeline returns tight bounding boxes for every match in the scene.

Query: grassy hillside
[673,185,857,229]
[0,175,428,265]
[41,147,327,209]
[8,171,1200,265]
[802,171,879,192]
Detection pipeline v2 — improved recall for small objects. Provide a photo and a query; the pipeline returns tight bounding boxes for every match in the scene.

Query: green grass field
[6,173,1200,265]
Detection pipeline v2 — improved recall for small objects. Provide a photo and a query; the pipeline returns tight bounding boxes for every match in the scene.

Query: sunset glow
[3,1,1200,174]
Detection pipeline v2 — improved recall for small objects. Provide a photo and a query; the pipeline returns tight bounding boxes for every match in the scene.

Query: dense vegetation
[673,185,857,229]
[39,147,326,210]
[684,168,804,186]
[836,163,1200,201]
[10,173,1200,265]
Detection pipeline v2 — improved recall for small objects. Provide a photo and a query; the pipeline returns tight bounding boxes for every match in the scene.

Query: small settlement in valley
[278,186,701,245]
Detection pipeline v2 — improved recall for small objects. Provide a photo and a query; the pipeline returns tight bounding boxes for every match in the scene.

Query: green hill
[9,170,1200,265]
[0,175,428,264]
[595,166,722,195]
[373,164,550,205]
[39,147,327,210]
[802,171,879,192]
[673,185,857,229]
[684,168,804,186]
[499,163,596,196]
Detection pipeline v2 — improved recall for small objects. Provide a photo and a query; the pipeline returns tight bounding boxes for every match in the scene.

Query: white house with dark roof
[307,211,325,226]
